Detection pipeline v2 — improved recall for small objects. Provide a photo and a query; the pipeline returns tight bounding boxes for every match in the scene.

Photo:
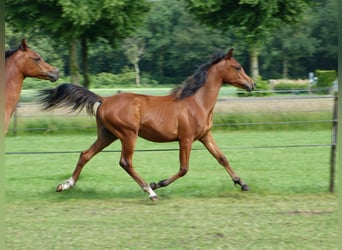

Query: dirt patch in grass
[215,96,333,113]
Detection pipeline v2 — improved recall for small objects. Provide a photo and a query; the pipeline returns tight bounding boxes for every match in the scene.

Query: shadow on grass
[37,185,255,204]
[40,187,145,201]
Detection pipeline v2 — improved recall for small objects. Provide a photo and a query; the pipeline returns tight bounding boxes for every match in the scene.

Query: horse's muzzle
[48,69,60,82]
[246,82,256,92]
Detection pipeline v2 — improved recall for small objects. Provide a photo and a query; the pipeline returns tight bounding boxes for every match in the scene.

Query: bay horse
[38,48,255,200]
[5,39,59,134]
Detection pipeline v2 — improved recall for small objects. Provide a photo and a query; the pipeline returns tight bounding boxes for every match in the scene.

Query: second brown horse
[39,48,255,200]
[5,39,59,134]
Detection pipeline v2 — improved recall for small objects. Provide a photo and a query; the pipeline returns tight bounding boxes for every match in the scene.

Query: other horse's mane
[5,48,19,59]
[172,50,227,99]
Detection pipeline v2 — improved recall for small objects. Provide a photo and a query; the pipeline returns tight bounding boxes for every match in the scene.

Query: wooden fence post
[329,94,337,192]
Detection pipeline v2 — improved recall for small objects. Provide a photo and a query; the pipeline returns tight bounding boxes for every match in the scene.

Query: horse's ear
[19,39,28,51]
[225,48,234,59]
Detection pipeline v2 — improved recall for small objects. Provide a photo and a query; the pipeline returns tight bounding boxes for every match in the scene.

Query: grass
[8,109,333,135]
[5,130,337,249]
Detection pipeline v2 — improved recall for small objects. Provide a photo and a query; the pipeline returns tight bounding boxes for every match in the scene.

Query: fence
[5,92,338,192]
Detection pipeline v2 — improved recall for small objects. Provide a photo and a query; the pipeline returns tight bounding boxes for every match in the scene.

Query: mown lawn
[5,130,337,249]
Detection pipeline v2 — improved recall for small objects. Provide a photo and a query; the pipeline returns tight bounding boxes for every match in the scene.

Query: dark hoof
[56,184,63,192]
[150,182,158,190]
[241,184,250,191]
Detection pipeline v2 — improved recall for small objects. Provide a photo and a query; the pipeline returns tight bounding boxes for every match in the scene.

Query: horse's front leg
[150,138,192,190]
[199,132,249,191]
[118,134,158,200]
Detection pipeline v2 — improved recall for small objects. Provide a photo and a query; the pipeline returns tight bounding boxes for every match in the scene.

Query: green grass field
[5,130,337,249]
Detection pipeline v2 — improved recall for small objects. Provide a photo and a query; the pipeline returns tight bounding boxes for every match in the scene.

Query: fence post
[329,94,337,192]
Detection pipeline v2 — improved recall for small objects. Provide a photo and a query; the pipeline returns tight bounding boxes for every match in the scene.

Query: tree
[183,0,313,79]
[122,37,145,86]
[136,0,238,84]
[261,16,319,79]
[259,0,337,79]
[309,0,338,70]
[6,0,150,87]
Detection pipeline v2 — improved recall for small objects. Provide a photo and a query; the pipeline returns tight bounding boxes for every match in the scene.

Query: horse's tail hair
[37,83,102,116]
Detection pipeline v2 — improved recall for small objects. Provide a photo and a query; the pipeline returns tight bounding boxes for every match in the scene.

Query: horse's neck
[194,68,222,113]
[5,61,25,111]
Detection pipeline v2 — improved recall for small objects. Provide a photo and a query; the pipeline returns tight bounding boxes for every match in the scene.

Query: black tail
[37,83,102,116]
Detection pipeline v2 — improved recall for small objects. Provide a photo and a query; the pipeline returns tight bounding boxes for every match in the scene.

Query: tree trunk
[69,37,80,85]
[157,53,164,77]
[133,62,141,86]
[249,47,260,79]
[282,53,288,79]
[81,37,90,88]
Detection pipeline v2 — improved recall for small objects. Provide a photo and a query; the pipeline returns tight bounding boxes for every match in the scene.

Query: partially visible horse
[39,48,255,200]
[5,39,59,134]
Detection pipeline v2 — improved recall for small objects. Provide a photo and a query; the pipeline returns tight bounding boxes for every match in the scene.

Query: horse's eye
[235,66,241,71]
[34,57,41,62]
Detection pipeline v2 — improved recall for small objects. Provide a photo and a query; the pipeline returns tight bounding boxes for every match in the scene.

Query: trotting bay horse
[38,48,255,200]
[5,39,59,134]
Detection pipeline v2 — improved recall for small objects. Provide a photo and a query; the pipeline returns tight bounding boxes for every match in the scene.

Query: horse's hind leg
[56,127,116,192]
[199,132,249,191]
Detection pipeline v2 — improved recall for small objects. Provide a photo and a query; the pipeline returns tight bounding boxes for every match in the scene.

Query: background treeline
[5,0,337,87]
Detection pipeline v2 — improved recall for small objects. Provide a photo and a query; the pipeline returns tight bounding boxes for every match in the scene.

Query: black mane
[5,48,18,59]
[172,50,226,99]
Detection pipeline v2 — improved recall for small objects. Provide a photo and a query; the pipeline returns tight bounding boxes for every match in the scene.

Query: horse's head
[17,39,59,82]
[220,48,255,92]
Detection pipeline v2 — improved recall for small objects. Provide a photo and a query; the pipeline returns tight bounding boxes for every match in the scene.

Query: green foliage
[183,0,313,39]
[274,83,309,94]
[6,0,150,87]
[91,72,135,88]
[313,70,336,94]
[5,0,337,82]
[91,72,158,88]
[6,0,150,43]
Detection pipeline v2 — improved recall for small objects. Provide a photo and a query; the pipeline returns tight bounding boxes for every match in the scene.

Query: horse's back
[98,92,192,142]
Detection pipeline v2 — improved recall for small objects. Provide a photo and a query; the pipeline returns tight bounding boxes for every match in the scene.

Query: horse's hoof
[150,182,157,190]
[56,184,63,192]
[150,195,158,201]
[241,184,250,191]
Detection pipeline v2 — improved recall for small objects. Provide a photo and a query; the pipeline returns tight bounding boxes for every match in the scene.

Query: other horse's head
[220,48,255,92]
[8,39,59,82]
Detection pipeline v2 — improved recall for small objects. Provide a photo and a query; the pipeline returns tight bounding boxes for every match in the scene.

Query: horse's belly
[138,124,178,142]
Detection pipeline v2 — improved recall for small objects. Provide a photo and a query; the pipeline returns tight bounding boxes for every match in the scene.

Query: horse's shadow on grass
[42,187,145,201]
[40,184,251,204]
[38,174,253,203]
